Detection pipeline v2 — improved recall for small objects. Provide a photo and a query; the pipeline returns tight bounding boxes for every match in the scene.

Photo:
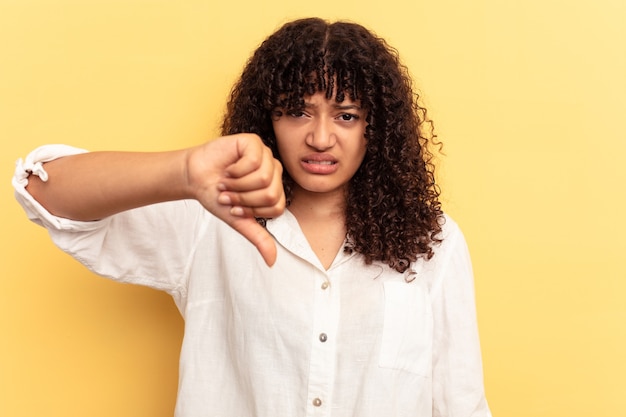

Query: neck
[288,187,346,221]
[288,187,348,270]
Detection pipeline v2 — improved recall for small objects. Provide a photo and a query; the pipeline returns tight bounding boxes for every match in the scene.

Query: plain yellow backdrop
[1,1,625,416]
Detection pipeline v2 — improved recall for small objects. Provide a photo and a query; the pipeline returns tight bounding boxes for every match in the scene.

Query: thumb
[227,216,278,266]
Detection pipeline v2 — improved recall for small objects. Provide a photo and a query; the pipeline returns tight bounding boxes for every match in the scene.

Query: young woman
[13,17,491,417]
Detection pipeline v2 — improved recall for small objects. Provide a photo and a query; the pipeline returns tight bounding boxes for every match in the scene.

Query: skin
[25,133,286,266]
[272,92,367,268]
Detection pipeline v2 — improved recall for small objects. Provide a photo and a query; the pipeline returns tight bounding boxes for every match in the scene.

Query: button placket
[306,270,339,416]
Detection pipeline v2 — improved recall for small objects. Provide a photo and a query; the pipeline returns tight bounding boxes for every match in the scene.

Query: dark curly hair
[222,17,443,273]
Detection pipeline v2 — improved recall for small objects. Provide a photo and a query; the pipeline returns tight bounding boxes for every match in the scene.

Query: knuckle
[266,188,285,206]
[257,171,272,187]
[264,189,279,204]
[247,153,262,169]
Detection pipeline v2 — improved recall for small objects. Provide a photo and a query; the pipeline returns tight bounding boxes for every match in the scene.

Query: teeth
[307,160,334,165]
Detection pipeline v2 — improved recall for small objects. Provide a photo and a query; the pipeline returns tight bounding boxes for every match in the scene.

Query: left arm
[431,221,491,416]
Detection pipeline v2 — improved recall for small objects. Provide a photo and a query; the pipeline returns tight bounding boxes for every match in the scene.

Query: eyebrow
[303,102,362,110]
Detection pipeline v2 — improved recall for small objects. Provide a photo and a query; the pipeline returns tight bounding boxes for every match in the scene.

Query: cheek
[272,126,287,157]
[274,135,289,159]
[355,137,368,161]
[274,139,299,175]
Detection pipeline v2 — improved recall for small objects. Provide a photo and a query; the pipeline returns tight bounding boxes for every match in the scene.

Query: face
[272,92,367,199]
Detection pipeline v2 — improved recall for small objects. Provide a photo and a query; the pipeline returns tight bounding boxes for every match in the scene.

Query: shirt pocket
[379,280,433,376]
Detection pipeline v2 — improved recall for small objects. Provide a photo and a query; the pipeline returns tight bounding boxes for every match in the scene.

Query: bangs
[272,64,363,110]
[266,44,365,111]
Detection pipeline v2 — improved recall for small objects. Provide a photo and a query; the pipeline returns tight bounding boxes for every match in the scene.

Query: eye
[287,110,306,118]
[338,113,359,122]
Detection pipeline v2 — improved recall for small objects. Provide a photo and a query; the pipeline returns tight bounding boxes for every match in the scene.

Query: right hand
[186,133,286,266]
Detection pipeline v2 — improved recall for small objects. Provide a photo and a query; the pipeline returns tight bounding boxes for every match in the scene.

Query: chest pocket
[379,280,433,376]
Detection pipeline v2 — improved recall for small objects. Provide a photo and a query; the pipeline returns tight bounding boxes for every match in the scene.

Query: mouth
[303,160,336,165]
[300,155,339,174]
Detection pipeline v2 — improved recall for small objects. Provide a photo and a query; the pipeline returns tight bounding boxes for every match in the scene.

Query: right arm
[24,133,285,266]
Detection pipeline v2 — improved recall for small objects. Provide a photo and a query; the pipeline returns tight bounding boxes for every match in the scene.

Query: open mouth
[301,157,339,174]
[304,160,336,165]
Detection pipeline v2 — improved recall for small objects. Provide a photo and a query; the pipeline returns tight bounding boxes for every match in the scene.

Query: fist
[186,133,286,266]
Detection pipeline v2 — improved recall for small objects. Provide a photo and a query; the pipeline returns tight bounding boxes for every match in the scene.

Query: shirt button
[321,281,330,290]
[312,397,322,407]
[319,333,328,342]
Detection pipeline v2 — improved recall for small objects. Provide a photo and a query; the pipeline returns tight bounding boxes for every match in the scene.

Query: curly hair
[222,17,443,273]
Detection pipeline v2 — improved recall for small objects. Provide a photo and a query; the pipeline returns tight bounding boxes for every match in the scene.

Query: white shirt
[13,145,492,417]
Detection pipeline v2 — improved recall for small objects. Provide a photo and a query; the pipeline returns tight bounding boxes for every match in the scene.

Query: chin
[298,181,348,195]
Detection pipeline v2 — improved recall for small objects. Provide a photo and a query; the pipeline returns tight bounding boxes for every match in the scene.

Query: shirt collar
[265,210,357,271]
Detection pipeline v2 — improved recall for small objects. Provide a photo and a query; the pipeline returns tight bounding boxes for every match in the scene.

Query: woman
[14,17,491,417]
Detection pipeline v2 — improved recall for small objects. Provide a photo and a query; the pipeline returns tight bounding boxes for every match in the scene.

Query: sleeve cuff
[12,144,106,231]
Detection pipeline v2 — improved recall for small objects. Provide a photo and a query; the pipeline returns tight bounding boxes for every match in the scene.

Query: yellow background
[1,1,624,416]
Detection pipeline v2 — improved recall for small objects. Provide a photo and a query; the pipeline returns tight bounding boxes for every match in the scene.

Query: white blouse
[13,145,492,417]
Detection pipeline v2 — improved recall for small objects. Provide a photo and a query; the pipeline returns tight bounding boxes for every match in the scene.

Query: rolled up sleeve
[13,144,95,231]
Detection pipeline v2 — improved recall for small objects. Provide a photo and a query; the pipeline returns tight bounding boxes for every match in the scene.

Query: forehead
[302,92,362,109]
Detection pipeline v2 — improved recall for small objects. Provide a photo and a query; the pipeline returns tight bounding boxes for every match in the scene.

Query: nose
[306,117,336,151]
